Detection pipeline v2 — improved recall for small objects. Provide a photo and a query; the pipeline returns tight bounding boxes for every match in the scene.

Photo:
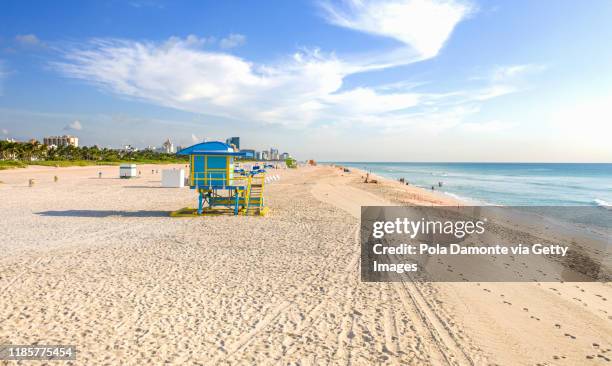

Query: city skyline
[1,1,611,162]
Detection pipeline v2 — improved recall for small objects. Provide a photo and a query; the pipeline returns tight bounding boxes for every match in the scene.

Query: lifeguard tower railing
[190,171,248,189]
[190,170,266,215]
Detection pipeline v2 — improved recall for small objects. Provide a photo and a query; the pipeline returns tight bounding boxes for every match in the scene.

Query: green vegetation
[0,160,27,170]
[0,140,187,170]
[285,157,297,168]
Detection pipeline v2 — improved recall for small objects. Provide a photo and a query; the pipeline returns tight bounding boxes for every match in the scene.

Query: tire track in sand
[312,181,476,366]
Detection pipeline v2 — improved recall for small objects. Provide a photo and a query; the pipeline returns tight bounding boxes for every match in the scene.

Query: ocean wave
[594,199,612,210]
[442,191,497,206]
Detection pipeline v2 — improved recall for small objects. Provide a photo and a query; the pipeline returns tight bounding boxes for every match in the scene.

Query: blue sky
[1,0,611,162]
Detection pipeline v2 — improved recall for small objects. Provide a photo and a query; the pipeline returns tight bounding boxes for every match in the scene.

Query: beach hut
[119,164,137,179]
[171,141,267,216]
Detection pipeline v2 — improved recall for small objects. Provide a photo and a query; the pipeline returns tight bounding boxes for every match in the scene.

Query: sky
[0,0,611,162]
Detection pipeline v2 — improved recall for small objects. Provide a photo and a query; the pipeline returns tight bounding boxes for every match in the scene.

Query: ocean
[332,162,612,207]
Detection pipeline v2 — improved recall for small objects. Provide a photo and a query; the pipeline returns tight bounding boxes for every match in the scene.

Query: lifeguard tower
[170,141,267,216]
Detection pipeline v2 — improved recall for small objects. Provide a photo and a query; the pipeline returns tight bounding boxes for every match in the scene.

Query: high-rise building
[280,152,290,160]
[270,148,279,160]
[255,151,262,160]
[43,135,79,148]
[226,137,240,149]
[261,151,269,160]
[161,138,175,153]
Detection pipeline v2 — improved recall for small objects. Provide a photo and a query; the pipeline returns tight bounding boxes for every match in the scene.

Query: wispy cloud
[165,34,215,48]
[128,0,164,9]
[15,34,44,47]
[52,35,526,132]
[219,34,246,49]
[491,64,546,82]
[63,120,83,131]
[319,0,474,60]
[51,1,534,134]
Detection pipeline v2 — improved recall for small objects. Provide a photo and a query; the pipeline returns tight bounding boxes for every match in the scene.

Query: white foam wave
[442,191,497,206]
[594,198,612,209]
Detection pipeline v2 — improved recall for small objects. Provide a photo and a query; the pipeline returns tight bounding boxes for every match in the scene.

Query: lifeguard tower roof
[177,141,252,157]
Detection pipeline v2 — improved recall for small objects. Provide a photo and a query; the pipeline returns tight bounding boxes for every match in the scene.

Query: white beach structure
[161,169,185,188]
[119,164,137,179]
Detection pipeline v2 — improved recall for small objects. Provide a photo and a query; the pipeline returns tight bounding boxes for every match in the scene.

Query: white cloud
[53,36,524,132]
[52,0,533,136]
[54,38,354,126]
[16,34,42,47]
[191,133,200,143]
[219,34,246,49]
[64,120,83,131]
[165,34,214,49]
[491,64,546,82]
[319,0,473,60]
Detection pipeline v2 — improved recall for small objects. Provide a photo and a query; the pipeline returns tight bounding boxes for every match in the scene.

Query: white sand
[0,164,610,365]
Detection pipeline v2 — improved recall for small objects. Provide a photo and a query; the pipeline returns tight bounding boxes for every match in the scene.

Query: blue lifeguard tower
[171,141,267,216]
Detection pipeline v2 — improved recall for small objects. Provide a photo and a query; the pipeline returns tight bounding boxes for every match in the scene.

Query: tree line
[0,140,185,163]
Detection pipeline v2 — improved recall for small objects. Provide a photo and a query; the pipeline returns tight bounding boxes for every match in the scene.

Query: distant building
[261,151,270,160]
[280,152,289,160]
[225,137,240,149]
[241,149,255,159]
[123,145,138,152]
[43,135,79,148]
[161,138,174,153]
[270,148,279,161]
[255,151,262,160]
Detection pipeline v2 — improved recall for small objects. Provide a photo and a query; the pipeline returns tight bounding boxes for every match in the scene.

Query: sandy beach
[1,164,611,365]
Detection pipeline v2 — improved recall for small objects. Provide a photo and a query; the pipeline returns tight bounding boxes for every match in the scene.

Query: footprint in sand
[597,354,611,362]
[564,333,576,339]
[530,315,540,321]
[555,323,562,329]
[523,307,529,312]
[503,301,512,306]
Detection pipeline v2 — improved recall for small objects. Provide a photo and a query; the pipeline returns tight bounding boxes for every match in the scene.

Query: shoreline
[328,161,612,207]
[330,164,464,206]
